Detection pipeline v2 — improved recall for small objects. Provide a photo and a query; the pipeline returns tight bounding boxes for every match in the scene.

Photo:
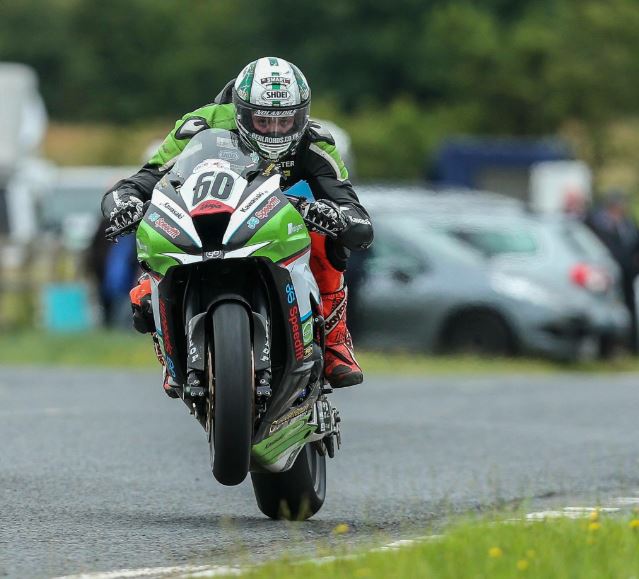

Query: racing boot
[129,275,155,334]
[321,284,363,388]
[309,232,363,388]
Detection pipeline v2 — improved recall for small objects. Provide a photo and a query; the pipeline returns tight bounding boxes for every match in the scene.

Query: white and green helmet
[233,57,311,161]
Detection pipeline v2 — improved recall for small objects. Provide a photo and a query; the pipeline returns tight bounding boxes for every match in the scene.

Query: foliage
[3,330,639,374]
[233,515,639,579]
[2,0,639,178]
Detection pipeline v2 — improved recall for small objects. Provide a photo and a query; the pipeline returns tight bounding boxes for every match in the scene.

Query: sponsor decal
[205,250,224,259]
[288,304,304,362]
[239,188,271,213]
[263,90,290,100]
[247,216,260,229]
[192,200,227,214]
[160,201,184,220]
[253,109,295,117]
[347,215,371,226]
[255,196,281,219]
[261,318,271,363]
[159,300,174,357]
[193,159,231,173]
[304,344,313,359]
[252,133,294,144]
[219,149,239,161]
[287,222,304,235]
[216,136,238,148]
[279,160,295,168]
[165,355,176,378]
[302,318,313,344]
[269,401,312,434]
[148,212,160,222]
[285,282,296,304]
[152,216,180,239]
[260,77,291,85]
[175,116,208,140]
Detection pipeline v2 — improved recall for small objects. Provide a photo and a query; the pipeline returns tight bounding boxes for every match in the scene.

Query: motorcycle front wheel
[251,442,326,520]
[209,301,253,486]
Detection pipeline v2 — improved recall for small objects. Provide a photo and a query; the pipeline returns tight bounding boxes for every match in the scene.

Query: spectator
[86,217,138,328]
[586,190,639,352]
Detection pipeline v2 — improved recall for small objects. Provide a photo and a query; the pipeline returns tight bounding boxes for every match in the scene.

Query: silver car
[350,214,608,360]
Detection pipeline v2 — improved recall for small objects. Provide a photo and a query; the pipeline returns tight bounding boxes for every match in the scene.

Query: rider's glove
[106,191,144,233]
[301,200,348,237]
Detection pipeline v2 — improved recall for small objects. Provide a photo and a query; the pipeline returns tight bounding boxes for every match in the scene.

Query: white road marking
[54,564,243,579]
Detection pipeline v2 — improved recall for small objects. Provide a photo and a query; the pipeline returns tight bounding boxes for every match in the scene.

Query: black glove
[301,200,347,237]
[105,190,144,238]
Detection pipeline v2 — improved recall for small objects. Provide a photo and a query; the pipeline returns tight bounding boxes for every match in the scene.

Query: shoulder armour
[307,120,336,146]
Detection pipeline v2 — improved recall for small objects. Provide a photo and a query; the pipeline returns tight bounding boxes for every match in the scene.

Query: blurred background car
[348,189,631,360]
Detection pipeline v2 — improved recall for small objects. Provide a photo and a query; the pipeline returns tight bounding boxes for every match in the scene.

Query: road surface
[1,367,638,577]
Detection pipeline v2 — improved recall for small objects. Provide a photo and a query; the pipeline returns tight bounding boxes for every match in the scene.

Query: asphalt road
[2,367,639,578]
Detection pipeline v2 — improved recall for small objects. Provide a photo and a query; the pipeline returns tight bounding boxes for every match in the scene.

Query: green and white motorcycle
[109,128,340,520]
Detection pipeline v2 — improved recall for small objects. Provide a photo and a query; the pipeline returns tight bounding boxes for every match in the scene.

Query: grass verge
[233,514,639,578]
[2,330,639,374]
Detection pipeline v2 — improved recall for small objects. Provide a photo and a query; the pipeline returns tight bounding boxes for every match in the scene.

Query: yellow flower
[517,559,529,571]
[589,510,600,521]
[588,522,601,532]
[526,550,536,559]
[630,519,639,529]
[488,547,503,558]
[333,523,350,535]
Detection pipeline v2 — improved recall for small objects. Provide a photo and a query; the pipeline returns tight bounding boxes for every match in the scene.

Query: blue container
[42,283,92,332]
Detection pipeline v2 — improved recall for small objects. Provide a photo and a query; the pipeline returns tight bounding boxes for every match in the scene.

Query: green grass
[232,515,639,579]
[1,330,639,374]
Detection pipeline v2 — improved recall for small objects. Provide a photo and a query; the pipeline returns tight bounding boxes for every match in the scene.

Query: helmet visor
[238,106,308,139]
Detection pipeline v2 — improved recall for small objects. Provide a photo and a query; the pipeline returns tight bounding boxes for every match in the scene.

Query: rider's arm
[303,124,373,250]
[101,104,236,217]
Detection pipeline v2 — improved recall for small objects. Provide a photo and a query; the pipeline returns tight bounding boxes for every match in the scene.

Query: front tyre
[251,442,326,520]
[210,302,253,486]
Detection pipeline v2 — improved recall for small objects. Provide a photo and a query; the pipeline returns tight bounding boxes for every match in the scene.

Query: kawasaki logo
[264,90,290,100]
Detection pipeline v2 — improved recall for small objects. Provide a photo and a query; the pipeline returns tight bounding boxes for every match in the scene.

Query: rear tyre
[442,311,515,356]
[251,442,326,520]
[210,302,253,486]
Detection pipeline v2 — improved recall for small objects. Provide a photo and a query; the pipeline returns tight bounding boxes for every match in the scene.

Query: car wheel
[442,311,515,356]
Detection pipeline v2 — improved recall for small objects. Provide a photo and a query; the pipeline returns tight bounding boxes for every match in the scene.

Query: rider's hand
[301,200,347,237]
[106,192,144,234]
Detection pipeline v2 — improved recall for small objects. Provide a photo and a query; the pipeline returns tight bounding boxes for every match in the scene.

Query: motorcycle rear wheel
[251,442,326,520]
[209,302,253,486]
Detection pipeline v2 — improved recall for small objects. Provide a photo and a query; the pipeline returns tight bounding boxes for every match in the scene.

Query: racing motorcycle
[106,128,341,520]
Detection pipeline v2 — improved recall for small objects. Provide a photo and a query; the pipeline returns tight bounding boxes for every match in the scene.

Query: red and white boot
[321,284,363,388]
[309,232,364,388]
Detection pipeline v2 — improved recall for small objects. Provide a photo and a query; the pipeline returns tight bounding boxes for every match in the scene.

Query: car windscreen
[441,225,539,257]
[379,216,485,266]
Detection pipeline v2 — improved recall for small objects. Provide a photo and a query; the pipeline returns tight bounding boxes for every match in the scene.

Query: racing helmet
[233,57,311,161]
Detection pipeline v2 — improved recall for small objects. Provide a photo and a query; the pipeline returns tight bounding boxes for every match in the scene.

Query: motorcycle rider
[102,56,373,392]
